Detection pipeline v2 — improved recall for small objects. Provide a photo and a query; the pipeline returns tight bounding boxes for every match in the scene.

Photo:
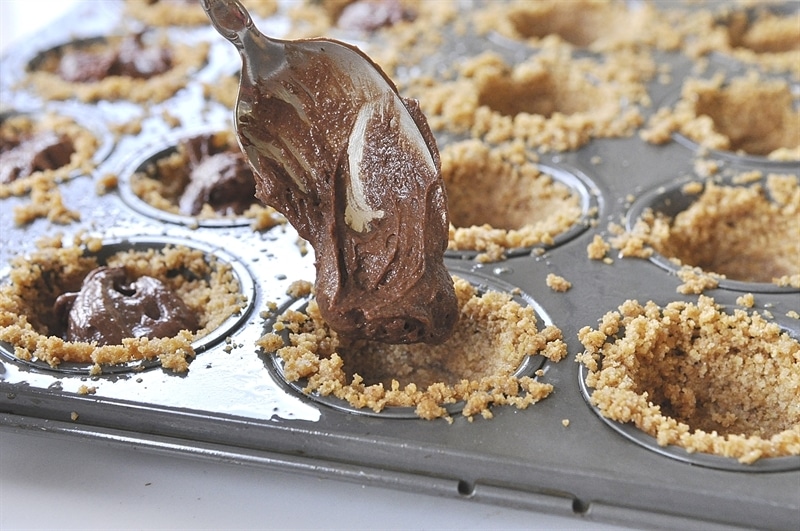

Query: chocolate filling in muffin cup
[23,32,210,104]
[119,129,282,229]
[577,297,800,471]
[261,268,566,420]
[0,235,255,375]
[442,140,599,262]
[0,106,114,193]
[624,174,800,293]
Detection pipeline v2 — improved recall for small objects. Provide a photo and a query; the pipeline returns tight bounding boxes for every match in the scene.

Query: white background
[0,2,628,529]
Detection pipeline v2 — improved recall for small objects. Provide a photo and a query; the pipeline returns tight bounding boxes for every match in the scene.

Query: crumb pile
[442,140,583,261]
[612,174,800,288]
[258,277,567,421]
[578,296,800,464]
[0,235,245,372]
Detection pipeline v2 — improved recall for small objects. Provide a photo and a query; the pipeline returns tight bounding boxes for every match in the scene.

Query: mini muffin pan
[1,2,798,530]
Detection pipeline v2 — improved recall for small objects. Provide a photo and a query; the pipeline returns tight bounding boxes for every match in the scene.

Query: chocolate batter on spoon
[202,0,457,344]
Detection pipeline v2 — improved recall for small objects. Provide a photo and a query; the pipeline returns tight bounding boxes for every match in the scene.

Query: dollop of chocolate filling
[237,41,457,344]
[56,33,172,83]
[177,134,257,216]
[0,130,75,184]
[337,0,416,31]
[54,266,199,346]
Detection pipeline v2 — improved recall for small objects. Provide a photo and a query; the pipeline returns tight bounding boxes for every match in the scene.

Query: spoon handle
[200,0,254,47]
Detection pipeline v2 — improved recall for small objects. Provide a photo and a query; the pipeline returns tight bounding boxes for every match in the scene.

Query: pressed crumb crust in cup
[577,296,800,464]
[258,276,567,421]
[125,0,278,27]
[611,173,800,290]
[0,235,245,373]
[678,5,800,77]
[472,0,683,52]
[409,47,652,153]
[442,140,584,262]
[641,72,800,160]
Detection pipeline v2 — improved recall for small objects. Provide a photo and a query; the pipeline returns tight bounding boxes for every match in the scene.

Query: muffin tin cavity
[695,3,800,76]
[0,236,255,375]
[24,32,210,103]
[578,296,800,470]
[120,129,283,229]
[261,269,566,419]
[643,72,799,162]
[624,174,800,292]
[482,0,672,51]
[0,107,113,194]
[415,48,652,152]
[442,140,598,261]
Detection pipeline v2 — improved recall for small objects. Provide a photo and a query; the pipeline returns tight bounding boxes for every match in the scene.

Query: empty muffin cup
[0,235,255,374]
[412,48,651,152]
[259,269,566,420]
[642,73,799,162]
[577,296,800,470]
[692,3,800,76]
[120,129,283,229]
[442,140,598,262]
[623,174,800,292]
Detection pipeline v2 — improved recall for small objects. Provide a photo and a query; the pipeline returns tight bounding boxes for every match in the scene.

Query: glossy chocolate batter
[56,33,172,83]
[54,266,199,345]
[0,130,75,184]
[177,134,257,216]
[236,41,457,344]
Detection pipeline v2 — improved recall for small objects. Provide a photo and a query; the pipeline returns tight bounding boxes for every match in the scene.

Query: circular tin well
[578,300,800,472]
[0,235,255,375]
[625,175,799,293]
[264,268,560,419]
[118,128,281,229]
[444,149,600,261]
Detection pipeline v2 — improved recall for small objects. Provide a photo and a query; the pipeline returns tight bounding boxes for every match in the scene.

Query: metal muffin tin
[1,2,798,529]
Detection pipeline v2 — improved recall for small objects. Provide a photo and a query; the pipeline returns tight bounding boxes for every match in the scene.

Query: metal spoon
[201,0,458,344]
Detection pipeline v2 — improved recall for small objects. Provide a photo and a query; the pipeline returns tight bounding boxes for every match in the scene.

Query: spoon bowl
[202,0,459,345]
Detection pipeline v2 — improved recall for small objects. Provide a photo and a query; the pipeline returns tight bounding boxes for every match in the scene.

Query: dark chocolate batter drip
[54,266,199,346]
